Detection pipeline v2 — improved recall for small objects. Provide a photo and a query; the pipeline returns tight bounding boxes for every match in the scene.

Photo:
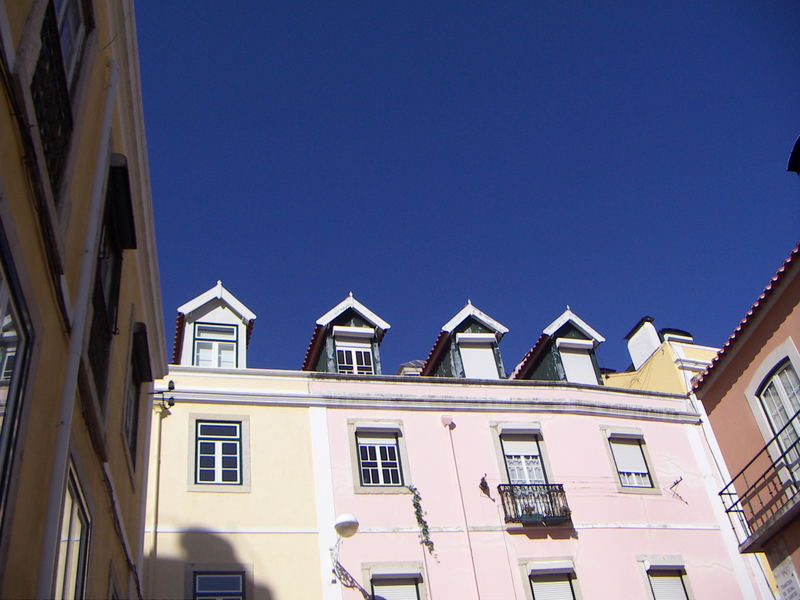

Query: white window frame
[357,432,403,487]
[193,323,238,369]
[53,466,91,600]
[189,415,251,492]
[602,427,660,495]
[336,342,374,375]
[639,557,694,600]
[193,571,245,600]
[348,420,411,494]
[195,421,242,485]
[501,434,547,484]
[361,563,427,600]
[519,559,582,600]
[456,332,500,379]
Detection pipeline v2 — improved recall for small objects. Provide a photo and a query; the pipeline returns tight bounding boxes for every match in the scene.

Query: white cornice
[177,281,256,321]
[542,308,605,344]
[442,302,509,336]
[316,293,390,331]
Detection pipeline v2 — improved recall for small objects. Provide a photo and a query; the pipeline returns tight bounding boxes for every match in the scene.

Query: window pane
[195,573,243,593]
[610,438,651,487]
[54,475,89,600]
[357,434,402,486]
[196,325,236,340]
[195,342,213,367]
[200,424,239,438]
[218,343,236,368]
[648,571,689,600]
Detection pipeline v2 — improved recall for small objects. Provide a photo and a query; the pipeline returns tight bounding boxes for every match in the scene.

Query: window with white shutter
[371,578,420,600]
[529,573,576,600]
[647,570,689,600]
[609,437,653,488]
[559,348,597,385]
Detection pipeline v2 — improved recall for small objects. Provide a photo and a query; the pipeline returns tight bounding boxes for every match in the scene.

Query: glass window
[54,470,90,600]
[357,433,403,486]
[196,421,242,485]
[371,578,420,600]
[193,324,238,368]
[609,438,653,488]
[529,573,576,600]
[758,361,800,468]
[336,344,373,375]
[194,571,244,600]
[501,434,546,484]
[0,259,29,537]
[122,360,141,464]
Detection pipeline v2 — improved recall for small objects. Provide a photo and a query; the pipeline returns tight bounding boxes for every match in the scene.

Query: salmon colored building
[694,243,800,598]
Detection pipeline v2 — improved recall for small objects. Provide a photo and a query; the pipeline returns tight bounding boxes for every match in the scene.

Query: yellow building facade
[145,284,324,599]
[0,1,165,597]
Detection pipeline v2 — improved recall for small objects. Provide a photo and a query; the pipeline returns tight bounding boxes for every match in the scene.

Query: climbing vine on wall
[407,485,435,556]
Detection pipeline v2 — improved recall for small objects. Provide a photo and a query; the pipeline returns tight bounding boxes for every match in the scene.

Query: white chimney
[625,317,661,370]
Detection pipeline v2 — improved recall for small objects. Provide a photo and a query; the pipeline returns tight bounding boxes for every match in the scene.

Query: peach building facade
[695,243,800,599]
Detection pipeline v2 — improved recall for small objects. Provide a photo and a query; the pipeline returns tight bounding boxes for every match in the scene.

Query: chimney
[624,317,661,370]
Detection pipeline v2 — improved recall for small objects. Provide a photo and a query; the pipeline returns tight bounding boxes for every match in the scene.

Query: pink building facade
[317,376,767,599]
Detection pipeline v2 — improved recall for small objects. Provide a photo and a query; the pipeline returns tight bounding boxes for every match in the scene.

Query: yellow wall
[145,372,322,599]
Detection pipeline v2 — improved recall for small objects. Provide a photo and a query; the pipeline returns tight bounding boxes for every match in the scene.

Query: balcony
[719,408,800,552]
[498,483,571,525]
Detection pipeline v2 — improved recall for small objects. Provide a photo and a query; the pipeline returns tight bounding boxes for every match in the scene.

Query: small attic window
[457,333,499,380]
[556,338,598,385]
[194,323,237,368]
[333,326,375,375]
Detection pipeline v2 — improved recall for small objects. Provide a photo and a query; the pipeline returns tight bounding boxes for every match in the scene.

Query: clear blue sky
[136,2,799,374]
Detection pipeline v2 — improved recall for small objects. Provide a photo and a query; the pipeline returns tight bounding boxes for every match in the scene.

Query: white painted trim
[177,281,256,321]
[528,560,574,575]
[663,333,694,344]
[498,423,543,435]
[555,338,594,351]
[542,309,605,343]
[332,326,375,339]
[316,294,390,330]
[442,303,508,335]
[455,332,497,344]
[671,341,719,354]
[309,407,342,600]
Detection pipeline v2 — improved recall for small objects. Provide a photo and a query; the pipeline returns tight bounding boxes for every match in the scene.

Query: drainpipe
[36,59,119,599]
[443,416,482,599]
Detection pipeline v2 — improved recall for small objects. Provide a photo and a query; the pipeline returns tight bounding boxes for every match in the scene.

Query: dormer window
[194,323,237,368]
[556,338,598,385]
[333,326,375,375]
[457,333,500,379]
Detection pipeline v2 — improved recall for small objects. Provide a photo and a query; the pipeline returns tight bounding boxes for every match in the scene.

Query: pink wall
[315,379,756,598]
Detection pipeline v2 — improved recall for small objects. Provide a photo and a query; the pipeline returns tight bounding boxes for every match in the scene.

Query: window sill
[187,483,252,494]
[616,485,661,496]
[354,485,412,495]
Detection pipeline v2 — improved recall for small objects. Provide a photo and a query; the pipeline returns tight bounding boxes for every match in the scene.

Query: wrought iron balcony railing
[498,483,571,525]
[719,407,800,552]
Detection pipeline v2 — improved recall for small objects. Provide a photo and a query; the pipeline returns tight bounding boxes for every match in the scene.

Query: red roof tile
[693,242,800,393]
[509,333,550,379]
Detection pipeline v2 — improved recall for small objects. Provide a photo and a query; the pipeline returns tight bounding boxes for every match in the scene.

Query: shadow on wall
[150,528,274,600]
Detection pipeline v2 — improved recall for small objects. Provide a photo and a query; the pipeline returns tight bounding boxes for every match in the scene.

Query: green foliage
[407,485,435,556]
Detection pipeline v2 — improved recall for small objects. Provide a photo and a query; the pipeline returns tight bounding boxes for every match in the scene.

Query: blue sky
[136,2,799,374]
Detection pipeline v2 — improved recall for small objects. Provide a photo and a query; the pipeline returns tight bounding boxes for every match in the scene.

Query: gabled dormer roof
[420,301,508,376]
[315,292,391,331]
[542,307,605,345]
[301,293,390,370]
[171,281,256,364]
[511,307,603,380]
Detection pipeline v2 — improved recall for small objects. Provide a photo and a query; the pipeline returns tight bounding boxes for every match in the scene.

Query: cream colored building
[145,283,324,600]
[0,1,165,597]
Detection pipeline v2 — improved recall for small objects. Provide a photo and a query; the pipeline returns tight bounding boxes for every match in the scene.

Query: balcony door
[501,435,546,484]
[758,361,800,481]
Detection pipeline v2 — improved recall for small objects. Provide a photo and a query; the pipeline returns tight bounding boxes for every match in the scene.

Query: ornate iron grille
[498,483,571,525]
[30,0,73,201]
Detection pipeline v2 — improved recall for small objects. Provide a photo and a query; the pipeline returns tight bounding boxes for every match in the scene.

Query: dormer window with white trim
[457,332,500,379]
[333,326,375,375]
[556,338,598,385]
[194,323,237,368]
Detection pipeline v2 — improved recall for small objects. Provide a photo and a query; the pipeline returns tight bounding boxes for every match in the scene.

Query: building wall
[145,368,324,600]
[0,1,165,597]
[312,376,764,599]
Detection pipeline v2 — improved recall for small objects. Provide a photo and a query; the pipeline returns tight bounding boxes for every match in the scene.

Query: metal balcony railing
[498,483,571,525]
[719,407,800,551]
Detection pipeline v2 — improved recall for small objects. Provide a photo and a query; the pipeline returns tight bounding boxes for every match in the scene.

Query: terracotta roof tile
[509,333,550,379]
[693,242,800,393]
[420,331,448,376]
